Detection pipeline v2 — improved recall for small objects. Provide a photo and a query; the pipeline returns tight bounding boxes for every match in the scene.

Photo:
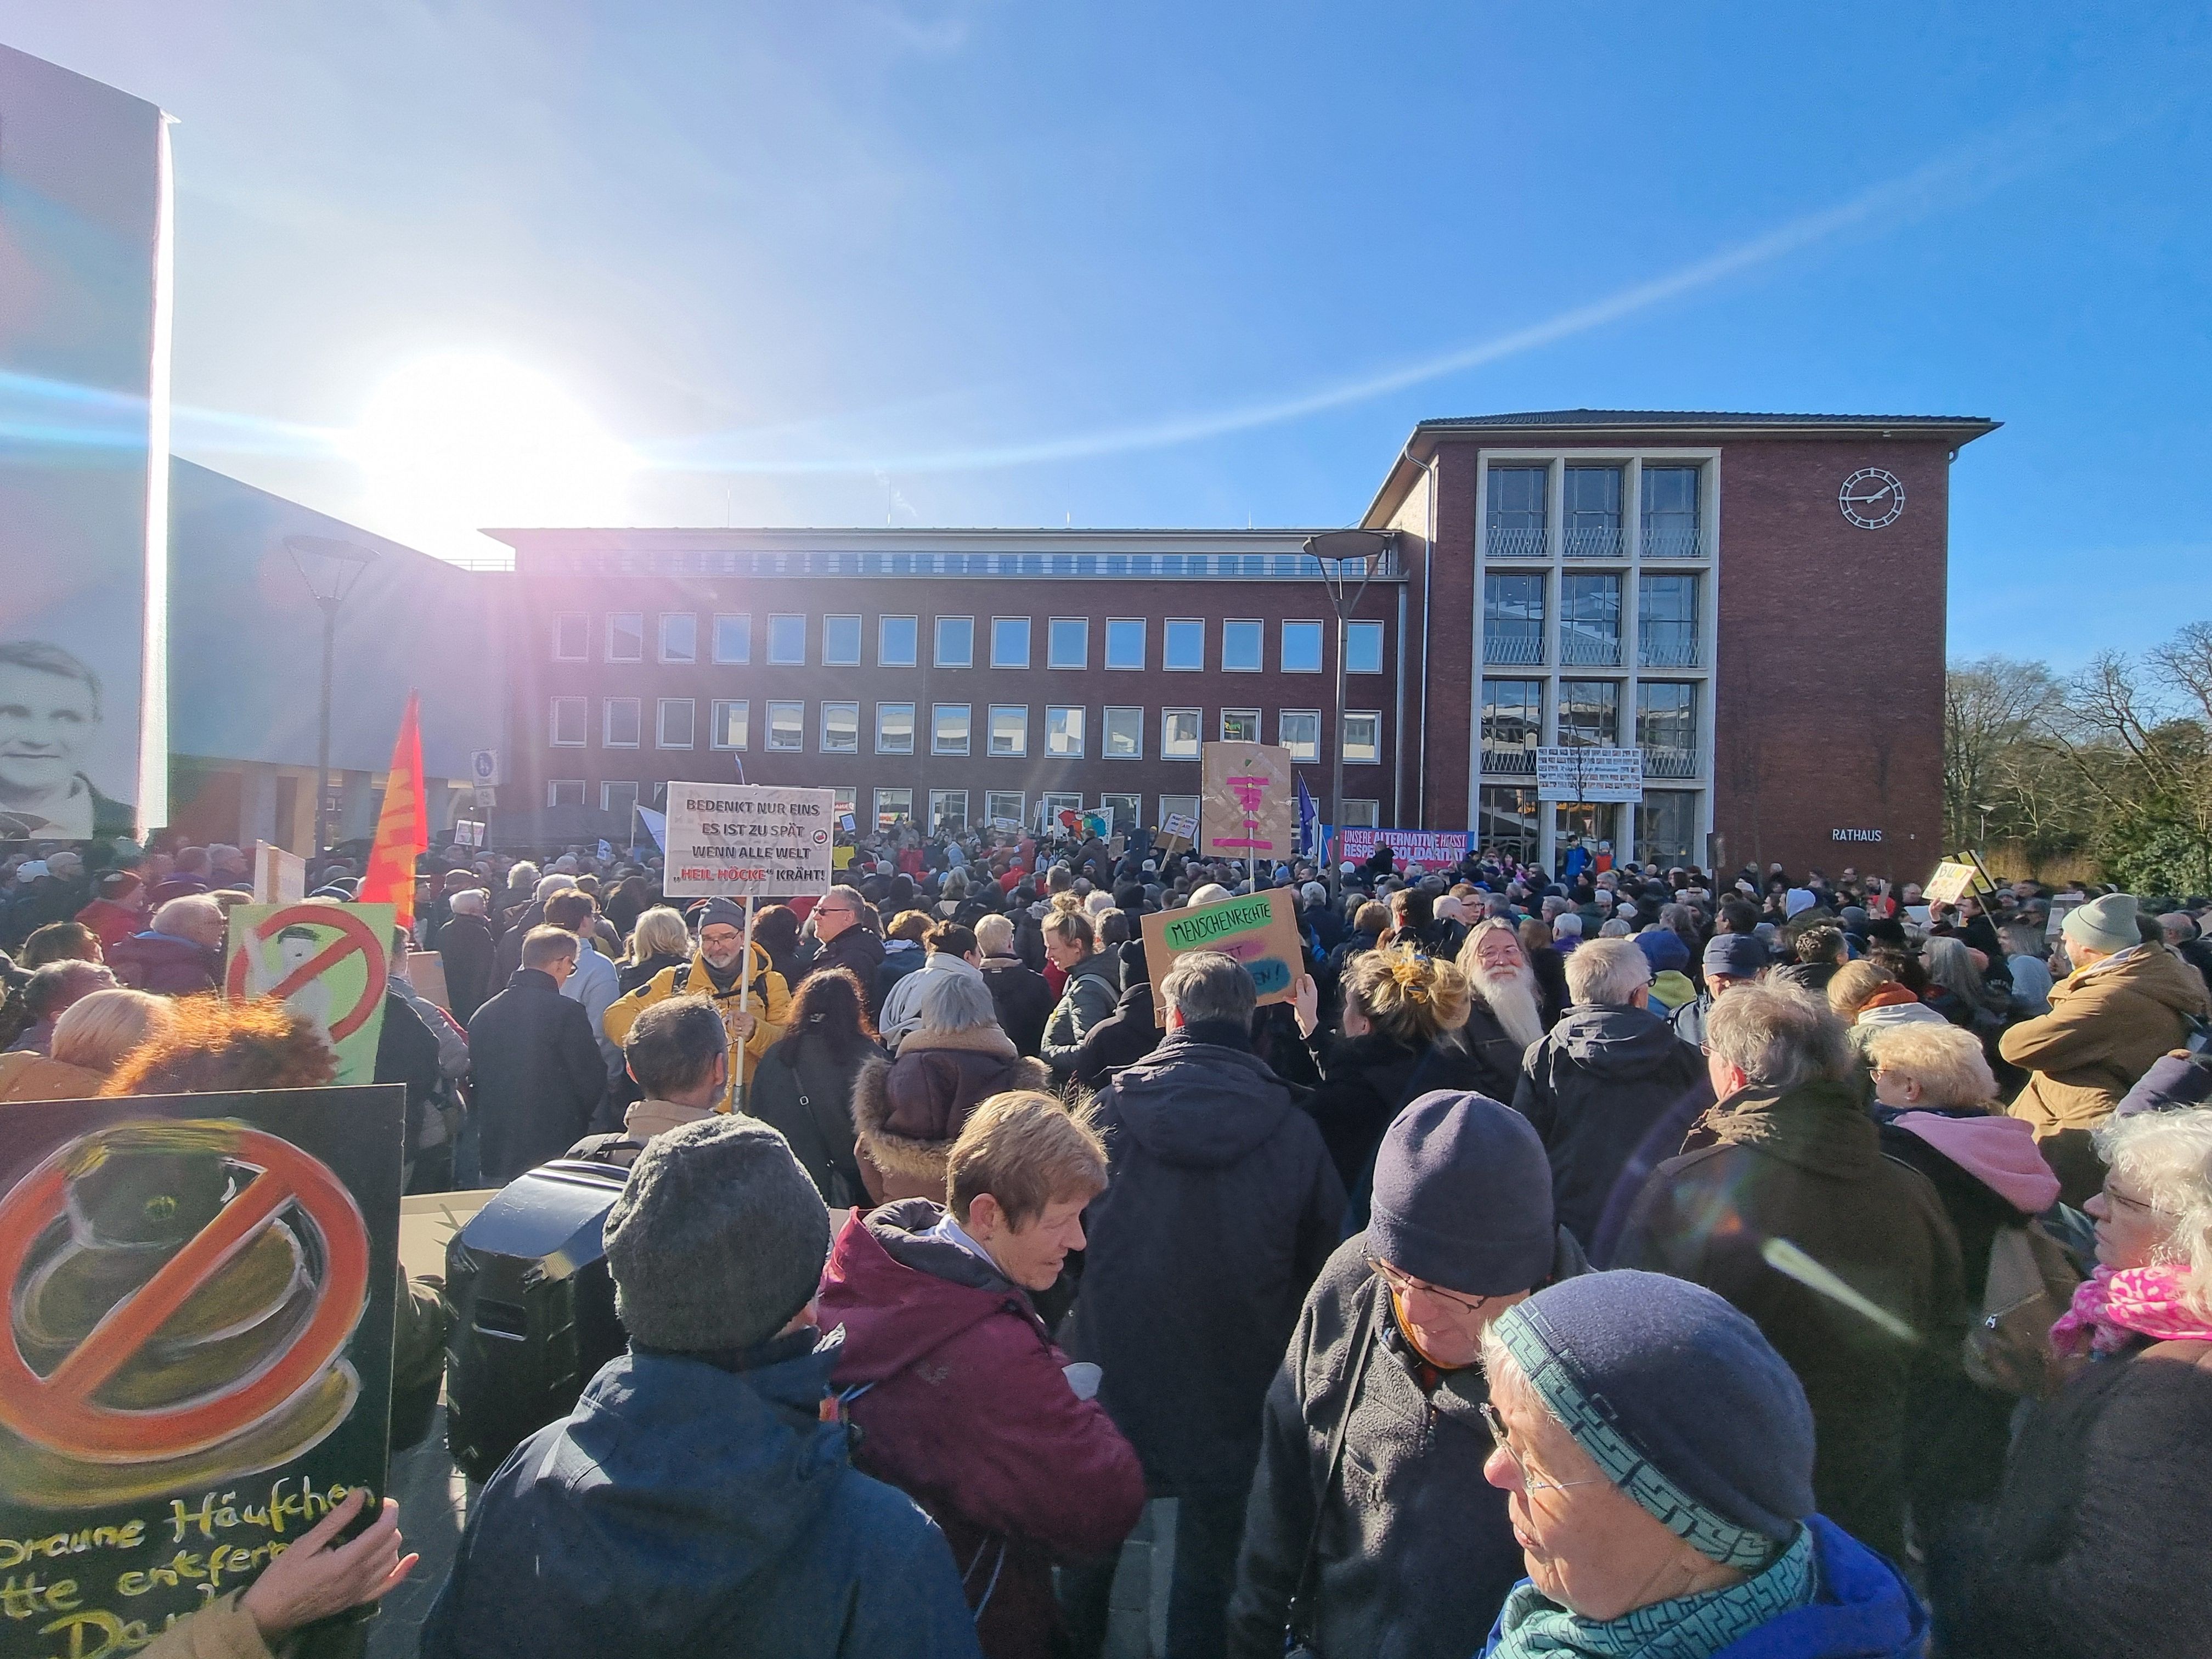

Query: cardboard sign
[1140,889,1304,1024]
[0,1085,404,1652]
[1340,828,1470,869]
[1535,747,1645,804]
[663,784,837,899]
[1201,742,1294,861]
[1924,861,1979,905]
[251,841,306,905]
[223,904,395,1087]
[405,950,450,1013]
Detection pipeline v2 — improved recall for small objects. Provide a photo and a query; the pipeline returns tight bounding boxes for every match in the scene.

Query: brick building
[492,408,1997,877]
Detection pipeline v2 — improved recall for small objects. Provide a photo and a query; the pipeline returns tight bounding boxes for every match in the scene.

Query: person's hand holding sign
[1293,973,1320,1040]
[240,1487,417,1639]
[730,1009,757,1040]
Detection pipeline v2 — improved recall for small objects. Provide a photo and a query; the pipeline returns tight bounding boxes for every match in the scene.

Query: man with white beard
[1440,919,1552,1102]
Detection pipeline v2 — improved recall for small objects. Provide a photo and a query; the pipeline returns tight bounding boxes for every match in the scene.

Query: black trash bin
[444,1160,630,1482]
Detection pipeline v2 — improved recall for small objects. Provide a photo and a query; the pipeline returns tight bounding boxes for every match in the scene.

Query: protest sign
[0,1084,403,1655]
[1340,828,1470,869]
[450,817,486,849]
[1924,860,1979,905]
[224,904,394,1087]
[1162,810,1198,843]
[251,840,305,905]
[1139,889,1304,1025]
[1535,747,1644,804]
[663,784,836,899]
[405,951,450,1013]
[1201,742,1294,862]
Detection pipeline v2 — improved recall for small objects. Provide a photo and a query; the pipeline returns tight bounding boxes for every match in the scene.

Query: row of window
[1483,572,1701,667]
[549,781,1386,837]
[554,611,1389,674]
[1486,462,1704,558]
[1477,783,1702,864]
[550,697,1384,764]
[1480,679,1701,774]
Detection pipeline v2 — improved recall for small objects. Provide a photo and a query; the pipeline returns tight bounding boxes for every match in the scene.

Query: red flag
[357,691,427,935]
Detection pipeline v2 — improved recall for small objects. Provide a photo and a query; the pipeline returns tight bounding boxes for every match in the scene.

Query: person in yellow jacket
[603,896,789,1110]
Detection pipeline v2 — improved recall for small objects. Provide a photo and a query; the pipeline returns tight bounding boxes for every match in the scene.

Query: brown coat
[0,1051,105,1102]
[851,1023,1052,1204]
[2000,944,2209,1205]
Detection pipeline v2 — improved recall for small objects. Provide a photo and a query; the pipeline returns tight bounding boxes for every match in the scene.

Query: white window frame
[767,613,807,667]
[990,616,1031,670]
[1221,618,1264,673]
[1102,793,1141,834]
[876,701,917,755]
[878,614,919,668]
[709,699,748,751]
[985,790,1025,827]
[1345,619,1386,675]
[658,613,698,664]
[822,614,862,667]
[1045,704,1085,758]
[928,789,970,833]
[765,699,805,752]
[832,787,859,823]
[1342,709,1382,765]
[603,696,642,749]
[934,615,974,669]
[1163,617,1205,672]
[874,788,915,831]
[1341,799,1381,828]
[549,696,587,747]
[1158,793,1199,828]
[1220,708,1261,744]
[1102,705,1144,760]
[1040,791,1082,827]
[1278,708,1321,763]
[932,702,973,757]
[656,697,696,749]
[602,780,641,817]
[1047,616,1090,671]
[546,779,585,808]
[1104,617,1146,672]
[988,704,1029,758]
[553,612,589,661]
[1161,707,1201,760]
[712,612,751,665]
[605,612,644,663]
[820,701,860,754]
[1279,619,1325,674]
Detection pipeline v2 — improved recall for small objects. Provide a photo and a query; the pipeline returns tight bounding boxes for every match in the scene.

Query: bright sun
[343,353,637,560]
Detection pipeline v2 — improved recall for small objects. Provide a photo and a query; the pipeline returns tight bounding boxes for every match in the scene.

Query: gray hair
[974,913,1015,956]
[1706,981,1853,1092]
[1564,938,1651,1007]
[2095,1107,2212,1321]
[1160,950,1256,1032]
[535,872,579,903]
[918,968,998,1033]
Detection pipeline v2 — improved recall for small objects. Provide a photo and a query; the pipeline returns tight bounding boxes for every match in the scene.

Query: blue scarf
[1488,1525,1815,1659]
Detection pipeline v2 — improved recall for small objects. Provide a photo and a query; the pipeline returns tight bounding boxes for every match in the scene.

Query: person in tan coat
[2001,893,2210,1205]
[0,986,172,1102]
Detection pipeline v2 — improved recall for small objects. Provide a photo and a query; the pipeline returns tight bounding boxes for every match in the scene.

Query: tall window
[1563,466,1623,557]
[1099,618,1144,670]
[659,614,697,664]
[1158,793,1199,829]
[1639,574,1699,668]
[710,699,748,749]
[935,616,974,668]
[878,614,918,667]
[1483,573,1547,665]
[1164,618,1205,670]
[874,788,914,831]
[1481,680,1542,772]
[550,696,586,747]
[768,614,806,665]
[1637,683,1699,777]
[821,701,860,753]
[985,791,1025,827]
[991,616,1031,669]
[1487,465,1548,556]
[1045,706,1085,757]
[1558,680,1620,747]
[554,613,588,661]
[766,701,805,751]
[1638,789,1700,864]
[1162,708,1201,759]
[606,613,643,662]
[1103,707,1143,759]
[1221,709,1259,743]
[933,704,972,755]
[656,698,695,748]
[1345,620,1385,674]
[1342,712,1381,764]
[929,790,969,833]
[1280,620,1324,674]
[602,781,639,819]
[1641,465,1702,557]
[1560,574,1622,666]
[713,613,751,664]
[1222,620,1263,672]
[1480,784,1541,862]
[1048,618,1089,670]
[604,697,642,748]
[822,615,862,667]
[876,702,916,754]
[989,705,1028,757]
[1278,710,1320,763]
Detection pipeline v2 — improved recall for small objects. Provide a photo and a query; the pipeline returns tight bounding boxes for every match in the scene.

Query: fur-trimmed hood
[852,1023,1052,1204]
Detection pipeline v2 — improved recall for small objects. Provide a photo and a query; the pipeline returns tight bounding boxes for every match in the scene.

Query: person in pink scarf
[1938,1106,2212,1656]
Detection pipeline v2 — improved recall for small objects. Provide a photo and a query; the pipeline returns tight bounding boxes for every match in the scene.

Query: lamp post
[1302,529,1392,893]
[286,535,379,862]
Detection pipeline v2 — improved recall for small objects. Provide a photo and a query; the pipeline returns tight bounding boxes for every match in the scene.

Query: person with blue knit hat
[1226,1091,1585,1659]
[1475,1270,1928,1659]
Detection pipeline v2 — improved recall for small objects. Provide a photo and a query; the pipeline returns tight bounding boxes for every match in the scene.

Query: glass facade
[1484,573,1546,665]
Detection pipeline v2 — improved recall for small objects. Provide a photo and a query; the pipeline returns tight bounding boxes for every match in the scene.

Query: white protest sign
[1535,746,1645,804]
[664,783,837,898]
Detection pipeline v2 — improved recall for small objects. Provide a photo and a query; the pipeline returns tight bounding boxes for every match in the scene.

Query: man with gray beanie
[421,1118,984,1659]
[1227,1091,1584,1659]
[2000,890,2210,1205]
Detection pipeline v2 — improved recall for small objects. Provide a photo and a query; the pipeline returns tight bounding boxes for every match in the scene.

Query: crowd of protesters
[5,817,2212,1658]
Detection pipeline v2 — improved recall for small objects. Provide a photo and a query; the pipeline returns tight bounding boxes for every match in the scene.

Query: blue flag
[1295,774,1321,861]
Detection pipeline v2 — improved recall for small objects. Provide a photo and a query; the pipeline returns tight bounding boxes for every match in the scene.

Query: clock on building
[1838,467,1905,529]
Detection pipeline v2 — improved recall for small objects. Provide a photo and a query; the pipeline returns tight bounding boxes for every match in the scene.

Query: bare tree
[1944,656,2063,846]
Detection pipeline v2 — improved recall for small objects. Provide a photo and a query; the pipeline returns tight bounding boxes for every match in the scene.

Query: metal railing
[1481,748,1539,775]
[1640,524,1705,559]
[1641,749,1701,778]
[1638,633,1702,668]
[1483,632,1546,665]
[1485,525,1550,559]
[1560,630,1621,667]
[1562,524,1626,558]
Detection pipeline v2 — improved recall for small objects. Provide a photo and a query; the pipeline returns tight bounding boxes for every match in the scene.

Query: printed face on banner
[1200,742,1294,860]
[663,784,837,898]
[224,904,394,1086]
[0,1085,403,1650]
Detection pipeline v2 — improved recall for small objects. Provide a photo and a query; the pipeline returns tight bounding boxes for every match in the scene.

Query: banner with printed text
[663,785,836,899]
[1340,828,1470,870]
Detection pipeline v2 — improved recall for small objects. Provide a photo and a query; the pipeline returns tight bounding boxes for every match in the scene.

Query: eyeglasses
[1477,1401,1603,1496]
[1366,1256,1491,1316]
[2100,1180,2166,1216]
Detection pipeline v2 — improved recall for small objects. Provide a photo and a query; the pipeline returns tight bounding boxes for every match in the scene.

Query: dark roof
[1415,408,1998,432]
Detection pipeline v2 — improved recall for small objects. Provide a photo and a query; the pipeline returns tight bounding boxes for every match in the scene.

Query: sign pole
[734,891,755,1114]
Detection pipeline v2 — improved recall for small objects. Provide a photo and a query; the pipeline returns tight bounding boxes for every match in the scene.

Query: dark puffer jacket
[1510,1003,1704,1246]
[853,1022,1052,1204]
[1300,1030,1425,1192]
[749,1030,878,1209]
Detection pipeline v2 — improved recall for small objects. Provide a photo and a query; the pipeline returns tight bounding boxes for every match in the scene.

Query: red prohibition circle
[0,1126,371,1461]
[224,904,388,1043]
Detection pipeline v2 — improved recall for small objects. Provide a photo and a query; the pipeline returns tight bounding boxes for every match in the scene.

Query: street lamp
[1302,528,1392,889]
[286,535,379,860]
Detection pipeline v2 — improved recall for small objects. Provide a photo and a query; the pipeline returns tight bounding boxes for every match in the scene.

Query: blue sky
[5,2,2208,667]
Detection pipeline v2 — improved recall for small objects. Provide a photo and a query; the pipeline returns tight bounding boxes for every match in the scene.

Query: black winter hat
[1366,1091,1554,1296]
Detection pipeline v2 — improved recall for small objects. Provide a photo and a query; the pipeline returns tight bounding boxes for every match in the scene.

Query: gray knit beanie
[2062,892,2140,957]
[603,1116,831,1352]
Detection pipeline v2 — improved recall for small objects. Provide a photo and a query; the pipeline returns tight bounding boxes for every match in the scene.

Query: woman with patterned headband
[1476,1271,1927,1659]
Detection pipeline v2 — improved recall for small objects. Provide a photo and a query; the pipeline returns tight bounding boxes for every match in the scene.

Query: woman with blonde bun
[1291,943,1473,1189]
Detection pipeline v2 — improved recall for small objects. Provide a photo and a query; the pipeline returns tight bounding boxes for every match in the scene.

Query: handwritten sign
[1140,889,1304,1025]
[223,904,394,1087]
[1535,747,1644,804]
[0,1085,402,1657]
[1340,828,1470,870]
[663,784,836,899]
[1201,742,1294,861]
[1924,860,1979,905]
[1163,811,1198,842]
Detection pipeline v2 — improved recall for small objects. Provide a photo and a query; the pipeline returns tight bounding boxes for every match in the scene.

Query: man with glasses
[1227,1092,1581,1659]
[801,883,888,1020]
